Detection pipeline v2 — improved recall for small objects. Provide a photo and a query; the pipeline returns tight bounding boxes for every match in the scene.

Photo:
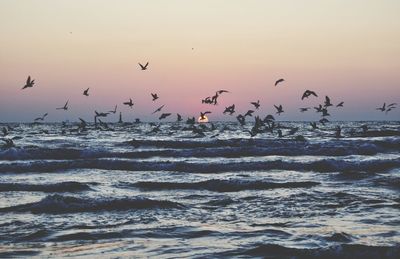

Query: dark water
[0,121,399,258]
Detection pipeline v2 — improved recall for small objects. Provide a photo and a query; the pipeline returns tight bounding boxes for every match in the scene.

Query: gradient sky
[0,0,399,122]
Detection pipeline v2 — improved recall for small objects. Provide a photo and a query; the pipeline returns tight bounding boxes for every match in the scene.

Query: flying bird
[336,102,344,107]
[376,103,386,112]
[139,62,149,70]
[22,76,35,90]
[250,100,260,109]
[274,104,284,115]
[223,104,235,115]
[83,88,90,96]
[108,105,117,114]
[324,96,333,107]
[200,111,211,120]
[244,110,254,117]
[152,105,165,114]
[151,93,159,101]
[95,111,108,118]
[34,113,48,122]
[177,113,183,122]
[123,99,134,108]
[56,100,69,111]
[159,113,172,120]
[301,90,318,100]
[299,107,311,112]
[275,78,285,86]
[216,90,229,95]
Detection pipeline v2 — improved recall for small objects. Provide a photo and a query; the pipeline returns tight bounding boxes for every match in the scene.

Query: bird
[139,62,149,70]
[200,111,211,120]
[223,104,235,115]
[83,88,90,96]
[299,107,311,112]
[123,99,134,108]
[22,76,35,90]
[274,105,284,115]
[216,90,229,95]
[336,102,344,107]
[275,78,285,86]
[322,108,330,117]
[314,104,323,113]
[324,96,333,107]
[108,105,117,114]
[319,118,329,125]
[376,103,386,112]
[56,100,69,111]
[236,114,245,125]
[301,90,318,100]
[250,100,260,109]
[244,110,254,117]
[34,113,48,122]
[95,111,108,118]
[159,113,172,120]
[177,113,183,122]
[151,93,159,101]
[152,105,165,114]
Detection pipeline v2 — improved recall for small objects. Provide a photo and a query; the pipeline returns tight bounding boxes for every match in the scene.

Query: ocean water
[0,121,399,258]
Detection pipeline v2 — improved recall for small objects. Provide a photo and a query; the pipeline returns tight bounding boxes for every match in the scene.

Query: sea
[0,121,399,258]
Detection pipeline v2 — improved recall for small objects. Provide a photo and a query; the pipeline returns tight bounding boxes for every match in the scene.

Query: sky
[0,0,399,122]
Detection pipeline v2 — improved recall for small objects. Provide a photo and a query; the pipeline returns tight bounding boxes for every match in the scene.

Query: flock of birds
[0,64,398,148]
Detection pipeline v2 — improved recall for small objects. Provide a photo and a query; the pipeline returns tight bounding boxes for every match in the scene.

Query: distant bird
[274,104,284,115]
[151,93,159,101]
[200,111,211,120]
[236,114,245,125]
[275,78,285,86]
[244,110,254,117]
[376,103,386,112]
[159,113,171,120]
[108,105,117,114]
[223,104,235,115]
[324,96,333,107]
[95,111,108,118]
[299,107,311,112]
[34,113,48,122]
[322,108,330,117]
[301,90,318,100]
[264,114,275,123]
[78,118,87,130]
[152,105,165,114]
[336,102,344,107]
[22,76,35,90]
[250,100,260,109]
[385,103,397,114]
[139,62,149,70]
[177,113,183,122]
[216,90,229,95]
[56,100,69,111]
[123,99,134,108]
[83,88,90,96]
[319,118,329,125]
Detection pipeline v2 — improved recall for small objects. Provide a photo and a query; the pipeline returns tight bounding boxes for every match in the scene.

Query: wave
[0,194,183,214]
[0,181,93,193]
[1,157,399,173]
[1,138,399,160]
[124,179,320,192]
[219,243,400,259]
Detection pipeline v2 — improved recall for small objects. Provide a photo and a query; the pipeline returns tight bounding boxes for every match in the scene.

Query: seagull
[223,104,235,115]
[177,113,183,122]
[34,113,48,122]
[95,111,108,118]
[108,105,117,114]
[236,114,245,125]
[299,107,311,112]
[250,100,260,109]
[22,76,35,90]
[200,111,211,120]
[152,105,165,114]
[56,100,69,111]
[336,102,344,107]
[301,90,318,100]
[159,113,172,120]
[275,78,285,86]
[123,99,134,108]
[322,108,330,117]
[376,103,386,112]
[151,93,159,101]
[324,96,333,107]
[274,104,284,115]
[244,110,254,117]
[83,88,90,96]
[139,62,149,70]
[314,104,323,113]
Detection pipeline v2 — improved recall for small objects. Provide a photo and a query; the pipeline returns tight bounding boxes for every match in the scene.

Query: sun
[198,115,209,123]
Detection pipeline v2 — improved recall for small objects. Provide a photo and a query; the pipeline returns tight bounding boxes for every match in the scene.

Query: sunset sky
[0,0,399,122]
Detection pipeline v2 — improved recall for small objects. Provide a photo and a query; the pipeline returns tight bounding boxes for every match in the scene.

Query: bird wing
[26,76,31,84]
[144,62,149,68]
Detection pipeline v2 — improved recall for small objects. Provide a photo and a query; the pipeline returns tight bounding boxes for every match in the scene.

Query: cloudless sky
[0,0,399,122]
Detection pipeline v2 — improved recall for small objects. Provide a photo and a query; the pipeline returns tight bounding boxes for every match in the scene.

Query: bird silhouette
[56,100,69,111]
[236,114,245,125]
[216,90,229,95]
[244,110,254,117]
[151,93,159,101]
[275,78,285,86]
[376,103,386,112]
[22,76,35,90]
[95,111,108,118]
[301,90,318,100]
[299,107,311,112]
[200,111,211,120]
[152,105,165,114]
[139,62,149,70]
[177,113,183,122]
[314,104,323,113]
[159,113,172,120]
[274,105,284,115]
[336,102,344,107]
[324,96,333,107]
[83,88,89,96]
[319,118,329,125]
[321,108,330,117]
[123,99,134,108]
[34,113,48,122]
[250,100,260,109]
[223,104,235,115]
